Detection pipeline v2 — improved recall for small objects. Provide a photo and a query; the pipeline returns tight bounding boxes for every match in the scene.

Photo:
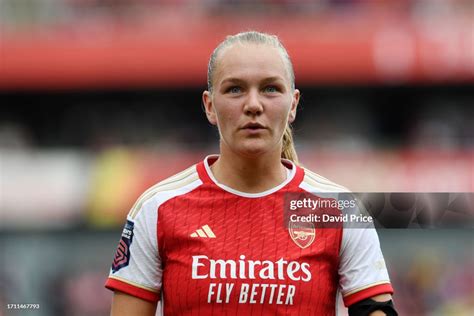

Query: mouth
[241,122,266,130]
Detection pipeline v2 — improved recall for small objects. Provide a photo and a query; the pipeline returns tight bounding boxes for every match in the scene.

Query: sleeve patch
[112,220,135,273]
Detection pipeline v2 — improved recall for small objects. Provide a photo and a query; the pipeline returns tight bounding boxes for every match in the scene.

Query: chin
[235,142,273,157]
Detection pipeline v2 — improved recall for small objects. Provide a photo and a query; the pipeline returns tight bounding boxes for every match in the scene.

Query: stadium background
[0,0,473,315]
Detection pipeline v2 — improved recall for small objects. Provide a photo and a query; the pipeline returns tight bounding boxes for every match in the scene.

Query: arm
[111,291,157,316]
[339,199,393,308]
[105,197,163,313]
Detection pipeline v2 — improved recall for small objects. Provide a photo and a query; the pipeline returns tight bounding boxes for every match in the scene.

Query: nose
[243,89,263,116]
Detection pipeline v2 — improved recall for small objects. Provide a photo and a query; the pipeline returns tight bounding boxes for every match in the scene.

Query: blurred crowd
[390,250,474,315]
[1,87,472,151]
[1,0,472,30]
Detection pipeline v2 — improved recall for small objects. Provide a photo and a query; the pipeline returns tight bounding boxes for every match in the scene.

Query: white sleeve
[105,197,162,302]
[338,225,393,306]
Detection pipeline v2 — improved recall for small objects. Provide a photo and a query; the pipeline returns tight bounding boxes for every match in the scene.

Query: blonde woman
[106,31,397,316]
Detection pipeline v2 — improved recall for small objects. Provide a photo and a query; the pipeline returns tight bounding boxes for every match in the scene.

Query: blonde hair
[207,31,299,164]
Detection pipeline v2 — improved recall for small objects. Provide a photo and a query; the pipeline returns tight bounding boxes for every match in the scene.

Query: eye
[226,86,242,94]
[264,85,279,93]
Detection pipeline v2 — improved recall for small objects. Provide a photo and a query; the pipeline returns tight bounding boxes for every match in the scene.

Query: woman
[106,31,397,316]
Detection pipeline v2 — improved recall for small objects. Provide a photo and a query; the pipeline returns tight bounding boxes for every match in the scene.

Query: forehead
[214,43,290,84]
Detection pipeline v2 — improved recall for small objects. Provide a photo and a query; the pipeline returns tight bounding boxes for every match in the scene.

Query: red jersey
[106,155,393,315]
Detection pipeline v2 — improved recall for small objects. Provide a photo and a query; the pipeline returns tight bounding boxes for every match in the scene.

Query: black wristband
[348,298,398,316]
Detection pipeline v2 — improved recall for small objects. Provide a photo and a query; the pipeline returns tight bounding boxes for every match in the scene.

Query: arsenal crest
[288,221,316,249]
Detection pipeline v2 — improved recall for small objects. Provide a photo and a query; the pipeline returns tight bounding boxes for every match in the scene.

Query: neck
[210,146,288,193]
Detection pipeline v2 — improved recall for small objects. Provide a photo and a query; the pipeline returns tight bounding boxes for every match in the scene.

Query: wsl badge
[289,221,315,249]
[112,220,134,273]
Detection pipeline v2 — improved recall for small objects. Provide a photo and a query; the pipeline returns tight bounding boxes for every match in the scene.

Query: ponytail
[281,124,298,164]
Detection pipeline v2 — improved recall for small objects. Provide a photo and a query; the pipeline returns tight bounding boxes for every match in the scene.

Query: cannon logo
[112,220,134,273]
[288,221,315,249]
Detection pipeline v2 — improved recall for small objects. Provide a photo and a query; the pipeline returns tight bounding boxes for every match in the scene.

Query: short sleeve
[338,225,394,306]
[105,197,162,302]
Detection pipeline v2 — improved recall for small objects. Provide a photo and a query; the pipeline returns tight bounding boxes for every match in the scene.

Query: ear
[202,90,217,125]
[288,89,300,123]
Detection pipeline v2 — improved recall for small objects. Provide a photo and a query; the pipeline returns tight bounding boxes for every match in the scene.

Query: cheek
[214,102,239,130]
[271,99,292,124]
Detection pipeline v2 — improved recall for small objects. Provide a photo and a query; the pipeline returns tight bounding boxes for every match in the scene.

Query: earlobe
[202,91,217,125]
[288,113,296,123]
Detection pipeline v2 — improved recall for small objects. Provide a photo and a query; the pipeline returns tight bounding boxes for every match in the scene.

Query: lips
[241,122,266,130]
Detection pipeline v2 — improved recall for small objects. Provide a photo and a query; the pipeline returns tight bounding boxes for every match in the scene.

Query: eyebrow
[220,76,285,86]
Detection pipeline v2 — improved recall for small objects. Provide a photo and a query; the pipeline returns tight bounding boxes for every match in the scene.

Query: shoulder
[299,166,349,193]
[128,164,202,220]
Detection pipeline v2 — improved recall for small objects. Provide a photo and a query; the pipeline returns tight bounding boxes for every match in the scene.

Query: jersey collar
[197,154,304,198]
